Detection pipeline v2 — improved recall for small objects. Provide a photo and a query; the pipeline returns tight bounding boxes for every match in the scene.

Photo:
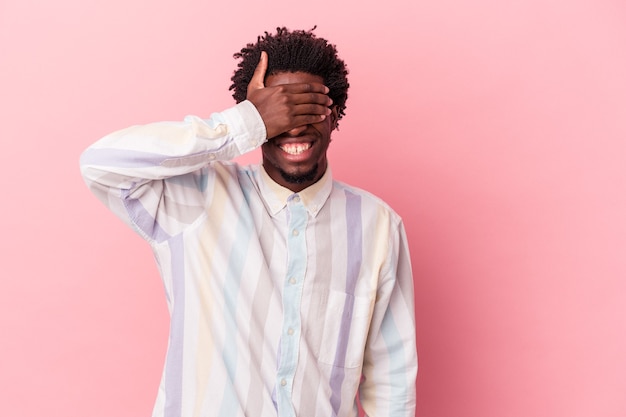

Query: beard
[279,163,319,185]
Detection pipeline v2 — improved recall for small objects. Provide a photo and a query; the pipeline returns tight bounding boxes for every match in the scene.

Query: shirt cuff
[219,100,267,155]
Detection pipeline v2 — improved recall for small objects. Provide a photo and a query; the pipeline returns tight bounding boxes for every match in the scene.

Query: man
[81,27,416,417]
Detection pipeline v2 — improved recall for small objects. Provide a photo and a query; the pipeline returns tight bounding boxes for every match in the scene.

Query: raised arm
[80,52,332,243]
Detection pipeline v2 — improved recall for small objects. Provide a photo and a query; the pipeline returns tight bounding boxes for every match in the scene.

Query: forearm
[360,304,417,416]
[80,100,265,188]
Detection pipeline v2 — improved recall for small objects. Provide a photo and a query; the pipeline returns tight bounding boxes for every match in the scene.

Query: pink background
[1,0,625,416]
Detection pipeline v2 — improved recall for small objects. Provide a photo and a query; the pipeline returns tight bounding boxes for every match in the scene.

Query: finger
[289,92,333,107]
[248,51,268,92]
[293,103,333,117]
[277,82,330,95]
[290,114,329,128]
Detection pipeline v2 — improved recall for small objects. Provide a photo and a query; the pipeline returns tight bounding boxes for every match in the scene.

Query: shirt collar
[258,165,333,217]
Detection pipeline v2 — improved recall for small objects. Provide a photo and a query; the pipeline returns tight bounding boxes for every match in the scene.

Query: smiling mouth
[278,142,312,155]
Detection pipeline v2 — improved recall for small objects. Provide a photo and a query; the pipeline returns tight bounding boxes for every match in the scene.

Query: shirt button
[292,229,299,237]
[292,195,300,203]
[289,277,297,285]
[281,379,287,387]
[287,328,294,335]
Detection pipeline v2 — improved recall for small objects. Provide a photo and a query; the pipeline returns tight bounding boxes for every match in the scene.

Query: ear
[330,106,339,130]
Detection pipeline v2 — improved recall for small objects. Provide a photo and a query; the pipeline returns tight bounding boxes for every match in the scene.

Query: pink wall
[1,0,625,416]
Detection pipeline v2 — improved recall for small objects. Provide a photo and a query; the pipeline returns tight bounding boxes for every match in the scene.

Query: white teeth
[279,143,311,155]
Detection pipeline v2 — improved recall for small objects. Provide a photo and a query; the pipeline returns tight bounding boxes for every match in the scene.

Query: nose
[285,125,307,137]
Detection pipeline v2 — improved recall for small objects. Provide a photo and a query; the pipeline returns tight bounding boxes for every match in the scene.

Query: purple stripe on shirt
[329,190,362,415]
[122,188,171,243]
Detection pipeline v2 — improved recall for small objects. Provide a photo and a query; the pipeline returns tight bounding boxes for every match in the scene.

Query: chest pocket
[306,289,373,369]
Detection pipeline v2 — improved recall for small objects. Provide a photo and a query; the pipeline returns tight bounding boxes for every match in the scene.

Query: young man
[81,27,417,417]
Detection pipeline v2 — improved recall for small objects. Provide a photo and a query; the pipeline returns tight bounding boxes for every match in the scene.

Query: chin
[279,164,319,185]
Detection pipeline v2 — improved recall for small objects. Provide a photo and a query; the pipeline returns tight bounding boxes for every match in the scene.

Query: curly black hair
[229,27,349,126]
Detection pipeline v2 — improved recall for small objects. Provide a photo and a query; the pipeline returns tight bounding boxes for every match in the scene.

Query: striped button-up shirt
[80,101,417,417]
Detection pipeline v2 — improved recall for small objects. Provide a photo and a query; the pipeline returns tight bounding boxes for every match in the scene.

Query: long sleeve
[79,100,266,243]
[359,222,417,417]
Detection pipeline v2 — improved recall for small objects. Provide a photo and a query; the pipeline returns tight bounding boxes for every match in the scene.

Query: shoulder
[330,180,404,228]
